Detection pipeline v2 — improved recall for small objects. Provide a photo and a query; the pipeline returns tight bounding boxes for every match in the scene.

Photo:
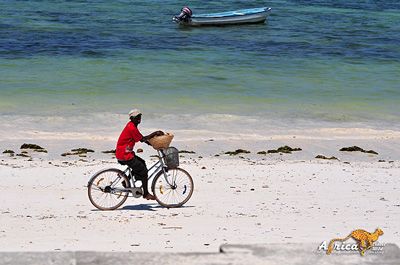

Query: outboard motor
[173,6,193,23]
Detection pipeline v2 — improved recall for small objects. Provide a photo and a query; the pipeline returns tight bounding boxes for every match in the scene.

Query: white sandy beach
[0,127,399,252]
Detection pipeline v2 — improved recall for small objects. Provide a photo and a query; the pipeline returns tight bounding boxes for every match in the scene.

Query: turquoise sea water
[1,0,400,131]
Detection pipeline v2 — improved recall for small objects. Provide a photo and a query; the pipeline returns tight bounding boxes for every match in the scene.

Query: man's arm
[140,131,164,143]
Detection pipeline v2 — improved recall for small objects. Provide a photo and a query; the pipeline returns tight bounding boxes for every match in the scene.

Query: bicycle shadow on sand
[120,204,195,211]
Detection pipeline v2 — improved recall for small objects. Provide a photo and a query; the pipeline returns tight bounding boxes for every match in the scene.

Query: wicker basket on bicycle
[148,133,174,150]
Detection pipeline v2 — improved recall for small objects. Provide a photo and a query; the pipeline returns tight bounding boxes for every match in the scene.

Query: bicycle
[87,147,194,210]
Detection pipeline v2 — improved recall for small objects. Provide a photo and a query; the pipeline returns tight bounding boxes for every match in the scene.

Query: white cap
[128,109,141,118]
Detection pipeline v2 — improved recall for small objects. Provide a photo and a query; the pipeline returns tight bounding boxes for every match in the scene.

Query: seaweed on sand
[315,155,338,160]
[20,143,45,150]
[267,146,302,154]
[179,150,196,154]
[61,148,94,156]
[339,146,378,155]
[224,149,251,156]
[101,150,116,154]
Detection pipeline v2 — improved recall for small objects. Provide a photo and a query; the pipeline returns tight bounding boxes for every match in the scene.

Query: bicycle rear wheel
[152,168,194,208]
[87,168,129,210]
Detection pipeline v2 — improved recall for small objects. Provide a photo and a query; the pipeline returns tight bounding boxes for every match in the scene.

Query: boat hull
[177,7,271,27]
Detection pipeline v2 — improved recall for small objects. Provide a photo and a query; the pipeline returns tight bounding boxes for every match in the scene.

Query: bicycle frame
[122,150,172,189]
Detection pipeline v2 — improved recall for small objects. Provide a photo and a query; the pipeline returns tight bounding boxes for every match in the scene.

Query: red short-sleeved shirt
[115,122,143,161]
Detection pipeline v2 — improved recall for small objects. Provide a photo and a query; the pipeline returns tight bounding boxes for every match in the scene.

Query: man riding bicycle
[116,109,163,200]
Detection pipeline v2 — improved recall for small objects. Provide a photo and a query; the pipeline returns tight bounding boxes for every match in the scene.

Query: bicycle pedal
[128,187,143,198]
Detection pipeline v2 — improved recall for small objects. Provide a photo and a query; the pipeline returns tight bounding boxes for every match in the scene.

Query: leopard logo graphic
[326,228,384,256]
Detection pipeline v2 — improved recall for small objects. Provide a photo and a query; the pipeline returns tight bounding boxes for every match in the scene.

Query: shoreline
[1,111,400,140]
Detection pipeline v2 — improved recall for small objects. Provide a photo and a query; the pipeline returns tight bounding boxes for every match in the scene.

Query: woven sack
[148,133,174,150]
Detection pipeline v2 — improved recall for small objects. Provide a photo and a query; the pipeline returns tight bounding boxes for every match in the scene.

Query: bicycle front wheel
[152,168,194,208]
[87,168,129,210]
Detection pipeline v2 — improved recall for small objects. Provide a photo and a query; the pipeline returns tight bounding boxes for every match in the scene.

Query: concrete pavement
[1,243,399,265]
